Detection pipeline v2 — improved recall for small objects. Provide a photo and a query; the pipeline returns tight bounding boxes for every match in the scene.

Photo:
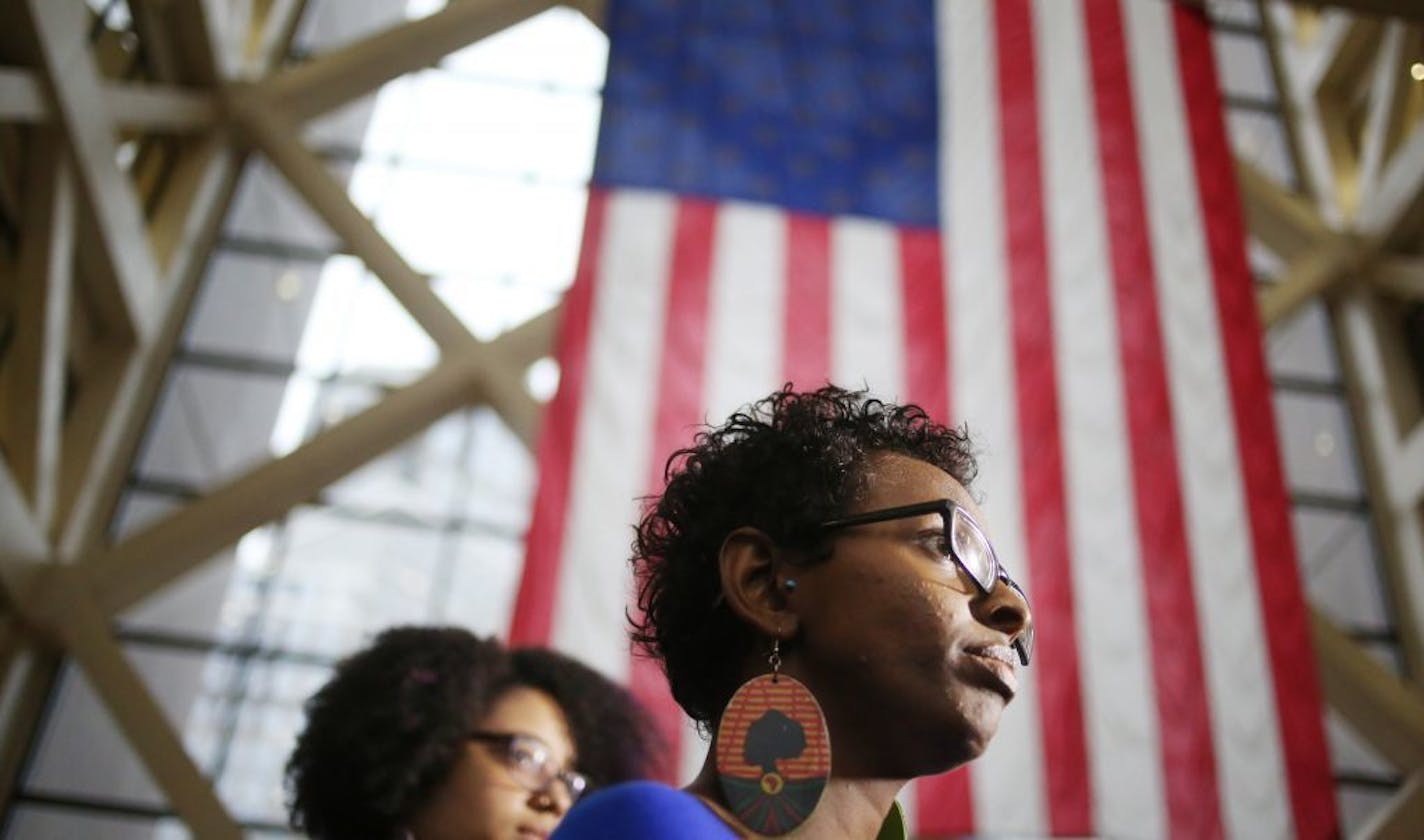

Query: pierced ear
[718,526,799,640]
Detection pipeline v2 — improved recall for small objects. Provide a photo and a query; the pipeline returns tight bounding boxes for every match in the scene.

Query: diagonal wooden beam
[243,0,309,74]
[264,0,556,123]
[1311,609,1424,773]
[21,0,161,342]
[1352,22,1403,221]
[1333,291,1424,678]
[227,83,480,354]
[1371,257,1424,301]
[1359,118,1424,245]
[0,69,217,132]
[59,142,242,561]
[128,0,226,86]
[0,67,47,121]
[0,134,73,535]
[1358,769,1424,839]
[1257,235,1360,327]
[87,360,481,615]
[0,641,62,811]
[19,566,241,838]
[1289,0,1424,24]
[1235,157,1333,261]
[0,463,45,559]
[563,0,608,32]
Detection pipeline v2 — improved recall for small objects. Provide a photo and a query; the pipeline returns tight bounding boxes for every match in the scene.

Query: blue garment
[553,781,738,839]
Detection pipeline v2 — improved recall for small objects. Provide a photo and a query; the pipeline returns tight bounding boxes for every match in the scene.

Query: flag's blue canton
[593,0,940,228]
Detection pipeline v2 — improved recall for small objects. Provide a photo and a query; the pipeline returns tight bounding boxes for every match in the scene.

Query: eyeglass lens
[502,735,587,803]
[949,507,997,590]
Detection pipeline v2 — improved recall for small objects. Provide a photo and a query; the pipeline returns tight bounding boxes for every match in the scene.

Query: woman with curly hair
[286,626,657,839]
[554,385,1033,839]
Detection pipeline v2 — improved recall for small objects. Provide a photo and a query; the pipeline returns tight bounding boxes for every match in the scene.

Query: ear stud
[783,579,798,592]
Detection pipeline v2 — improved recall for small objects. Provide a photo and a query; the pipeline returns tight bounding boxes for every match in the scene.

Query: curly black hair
[631,384,977,729]
[286,626,656,839]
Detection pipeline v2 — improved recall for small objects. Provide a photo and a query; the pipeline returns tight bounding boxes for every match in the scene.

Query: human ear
[717,526,800,640]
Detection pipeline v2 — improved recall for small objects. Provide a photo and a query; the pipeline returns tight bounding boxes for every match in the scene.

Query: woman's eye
[918,532,953,559]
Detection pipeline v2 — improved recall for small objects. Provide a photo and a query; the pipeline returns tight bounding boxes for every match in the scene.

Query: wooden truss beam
[264,0,556,123]
[18,566,241,838]
[1311,609,1424,772]
[20,0,161,342]
[87,360,479,615]
[227,84,478,354]
[1359,771,1424,840]
[1236,157,1334,260]
[0,69,217,132]
[59,141,241,561]
[1289,1,1424,24]
[0,134,73,535]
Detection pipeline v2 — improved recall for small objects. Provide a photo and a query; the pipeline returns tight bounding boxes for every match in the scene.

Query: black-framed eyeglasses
[467,732,588,804]
[820,499,1034,666]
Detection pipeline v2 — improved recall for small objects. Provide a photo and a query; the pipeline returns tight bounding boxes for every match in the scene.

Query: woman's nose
[974,577,1031,645]
[529,785,570,817]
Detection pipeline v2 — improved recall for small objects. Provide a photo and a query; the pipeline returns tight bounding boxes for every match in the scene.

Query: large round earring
[714,637,830,836]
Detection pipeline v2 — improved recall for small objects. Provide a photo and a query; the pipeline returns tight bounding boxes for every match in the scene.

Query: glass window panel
[323,409,472,522]
[322,273,438,376]
[390,70,601,181]
[215,659,332,825]
[136,366,289,490]
[1228,110,1295,189]
[433,275,561,341]
[1293,507,1391,631]
[183,252,324,365]
[1325,709,1394,780]
[1273,391,1366,498]
[443,7,609,91]
[373,168,588,283]
[223,160,340,253]
[441,531,525,636]
[1268,299,1342,382]
[111,489,183,541]
[293,0,409,54]
[256,510,444,658]
[1212,30,1276,101]
[1249,236,1285,277]
[23,647,231,807]
[303,92,381,151]
[463,407,536,534]
[1206,0,1260,28]
[3,805,173,840]
[1338,788,1399,839]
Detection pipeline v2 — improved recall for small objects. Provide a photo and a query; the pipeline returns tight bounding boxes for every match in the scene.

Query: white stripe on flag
[831,217,906,400]
[553,190,676,680]
[1125,2,1293,836]
[1035,0,1166,834]
[704,201,787,425]
[945,2,1046,834]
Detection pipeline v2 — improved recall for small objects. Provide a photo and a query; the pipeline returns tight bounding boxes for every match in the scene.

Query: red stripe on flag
[784,214,831,389]
[1171,8,1338,836]
[1082,1,1224,837]
[993,1,1093,833]
[899,229,950,423]
[632,197,719,781]
[900,227,976,835]
[510,190,608,645]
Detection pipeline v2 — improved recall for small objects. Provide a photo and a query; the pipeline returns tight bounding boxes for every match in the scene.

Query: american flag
[510,1,1337,836]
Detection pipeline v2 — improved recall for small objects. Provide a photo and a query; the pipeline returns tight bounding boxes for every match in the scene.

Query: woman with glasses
[287,626,657,839]
[553,385,1032,839]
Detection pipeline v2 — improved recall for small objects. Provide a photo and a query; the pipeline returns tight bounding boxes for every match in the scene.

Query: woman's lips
[964,645,1019,699]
